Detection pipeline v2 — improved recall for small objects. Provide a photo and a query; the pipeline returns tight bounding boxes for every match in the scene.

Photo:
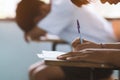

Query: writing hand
[72,37,101,51]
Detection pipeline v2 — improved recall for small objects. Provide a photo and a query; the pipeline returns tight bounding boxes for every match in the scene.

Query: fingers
[100,0,120,4]
[57,51,88,60]
[72,38,99,51]
[57,51,107,64]
[72,37,92,47]
[57,52,79,60]
[71,0,89,7]
[72,37,81,48]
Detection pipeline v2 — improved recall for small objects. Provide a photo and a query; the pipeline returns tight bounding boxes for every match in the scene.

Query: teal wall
[0,21,71,80]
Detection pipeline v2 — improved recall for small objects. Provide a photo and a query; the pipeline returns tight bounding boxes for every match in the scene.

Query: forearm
[112,20,120,41]
[108,51,120,67]
[102,42,120,49]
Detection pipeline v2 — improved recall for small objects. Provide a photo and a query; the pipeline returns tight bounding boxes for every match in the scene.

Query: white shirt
[38,0,117,44]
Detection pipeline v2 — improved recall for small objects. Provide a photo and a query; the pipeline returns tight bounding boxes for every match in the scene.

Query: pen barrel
[79,33,83,44]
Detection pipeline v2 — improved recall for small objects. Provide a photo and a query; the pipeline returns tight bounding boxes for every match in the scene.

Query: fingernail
[66,57,72,60]
[57,56,63,59]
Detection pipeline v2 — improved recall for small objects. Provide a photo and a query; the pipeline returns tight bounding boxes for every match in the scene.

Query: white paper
[37,50,65,60]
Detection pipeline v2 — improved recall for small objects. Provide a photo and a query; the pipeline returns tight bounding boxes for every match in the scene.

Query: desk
[44,55,120,80]
[39,34,69,51]
[40,39,68,51]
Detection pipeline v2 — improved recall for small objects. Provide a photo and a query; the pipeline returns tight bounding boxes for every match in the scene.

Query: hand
[57,49,120,66]
[25,27,46,43]
[100,0,120,4]
[71,0,89,7]
[72,38,120,51]
[72,38,101,51]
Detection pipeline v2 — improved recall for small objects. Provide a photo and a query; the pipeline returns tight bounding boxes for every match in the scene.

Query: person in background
[37,0,118,43]
[16,0,50,42]
[16,0,118,44]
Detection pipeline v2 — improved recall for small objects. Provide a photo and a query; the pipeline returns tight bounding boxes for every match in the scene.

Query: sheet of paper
[37,50,65,60]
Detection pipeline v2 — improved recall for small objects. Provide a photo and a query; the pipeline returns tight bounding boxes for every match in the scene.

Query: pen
[77,19,83,44]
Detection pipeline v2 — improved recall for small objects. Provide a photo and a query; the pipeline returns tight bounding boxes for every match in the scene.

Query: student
[30,38,119,80]
[57,38,120,80]
[16,0,118,44]
[16,0,50,42]
[57,0,120,80]
[28,1,119,80]
[37,0,117,43]
[58,38,120,67]
[29,0,120,80]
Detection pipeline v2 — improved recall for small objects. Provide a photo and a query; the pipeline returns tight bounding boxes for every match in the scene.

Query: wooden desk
[39,34,69,51]
[43,52,120,80]
[45,60,120,80]
[40,39,68,51]
[45,59,118,69]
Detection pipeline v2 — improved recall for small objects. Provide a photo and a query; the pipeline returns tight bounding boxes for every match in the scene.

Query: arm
[57,49,120,67]
[72,38,101,51]
[57,38,120,67]
[112,20,120,41]
[72,38,120,51]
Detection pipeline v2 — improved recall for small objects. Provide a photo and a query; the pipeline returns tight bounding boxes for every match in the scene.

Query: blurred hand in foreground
[25,27,46,43]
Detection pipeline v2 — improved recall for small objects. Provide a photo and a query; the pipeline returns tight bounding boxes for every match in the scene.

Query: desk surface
[37,34,68,44]
[45,59,119,69]
[42,51,119,69]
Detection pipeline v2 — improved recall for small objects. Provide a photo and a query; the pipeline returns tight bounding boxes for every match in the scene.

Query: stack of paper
[37,50,65,60]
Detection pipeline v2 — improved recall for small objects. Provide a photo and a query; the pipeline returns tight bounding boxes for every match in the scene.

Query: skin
[26,0,120,42]
[29,61,65,80]
[71,0,89,7]
[24,1,51,42]
[29,38,117,80]
[57,38,120,67]
[57,49,120,67]
[100,0,120,4]
[71,0,120,7]
[24,27,46,42]
[112,20,120,41]
[72,38,120,51]
[29,0,120,80]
